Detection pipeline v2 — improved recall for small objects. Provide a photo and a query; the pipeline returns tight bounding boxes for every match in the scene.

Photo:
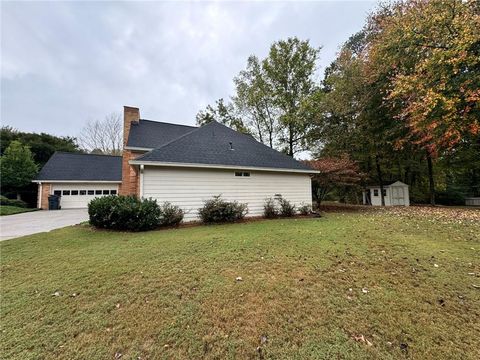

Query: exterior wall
[39,183,51,209]
[142,166,312,221]
[119,106,141,196]
[370,187,391,206]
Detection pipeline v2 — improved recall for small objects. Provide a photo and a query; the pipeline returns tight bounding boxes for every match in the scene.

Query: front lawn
[1,208,479,359]
[0,205,37,216]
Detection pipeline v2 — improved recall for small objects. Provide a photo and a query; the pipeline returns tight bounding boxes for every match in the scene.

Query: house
[34,106,316,220]
[362,181,410,206]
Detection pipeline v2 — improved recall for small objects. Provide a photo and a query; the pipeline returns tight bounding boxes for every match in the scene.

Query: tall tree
[233,55,278,148]
[196,98,249,133]
[0,126,80,166]
[366,0,480,204]
[263,37,320,156]
[78,113,123,155]
[0,141,38,200]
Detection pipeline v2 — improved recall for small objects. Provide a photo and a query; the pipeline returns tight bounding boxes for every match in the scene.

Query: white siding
[142,166,312,221]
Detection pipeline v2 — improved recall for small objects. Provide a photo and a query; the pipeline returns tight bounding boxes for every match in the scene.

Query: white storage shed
[363,181,410,206]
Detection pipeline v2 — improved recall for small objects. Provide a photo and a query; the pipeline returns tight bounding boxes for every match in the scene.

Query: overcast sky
[1,1,376,138]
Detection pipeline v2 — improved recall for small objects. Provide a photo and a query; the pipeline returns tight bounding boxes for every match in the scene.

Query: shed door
[391,187,405,206]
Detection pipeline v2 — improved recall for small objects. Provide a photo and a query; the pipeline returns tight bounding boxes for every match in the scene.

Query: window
[235,171,251,177]
[110,190,117,195]
[235,171,243,177]
[88,190,95,195]
[80,190,86,195]
[243,172,250,177]
[71,190,79,195]
[102,190,109,195]
[95,190,102,195]
[54,190,61,196]
[383,189,387,197]
[62,190,70,196]
[373,189,378,196]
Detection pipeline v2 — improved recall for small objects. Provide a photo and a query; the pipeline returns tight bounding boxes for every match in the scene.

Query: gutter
[32,180,122,184]
[129,160,319,174]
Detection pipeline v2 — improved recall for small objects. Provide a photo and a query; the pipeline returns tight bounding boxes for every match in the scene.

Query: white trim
[32,180,122,184]
[129,160,319,174]
[139,164,144,198]
[38,182,42,209]
[124,146,152,151]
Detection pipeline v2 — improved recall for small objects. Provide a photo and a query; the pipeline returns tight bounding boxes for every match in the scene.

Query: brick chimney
[123,106,140,147]
[120,106,140,196]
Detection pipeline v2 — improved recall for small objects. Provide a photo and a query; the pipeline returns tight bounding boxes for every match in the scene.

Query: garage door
[51,183,119,209]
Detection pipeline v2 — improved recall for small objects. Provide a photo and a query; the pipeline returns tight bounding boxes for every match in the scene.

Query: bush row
[88,194,310,232]
[263,196,310,218]
[88,196,184,232]
[0,195,27,208]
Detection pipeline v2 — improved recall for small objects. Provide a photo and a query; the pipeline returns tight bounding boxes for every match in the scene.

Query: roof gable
[127,119,196,149]
[35,152,122,181]
[135,121,312,172]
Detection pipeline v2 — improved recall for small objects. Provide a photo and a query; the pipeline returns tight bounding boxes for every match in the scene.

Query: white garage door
[51,183,119,209]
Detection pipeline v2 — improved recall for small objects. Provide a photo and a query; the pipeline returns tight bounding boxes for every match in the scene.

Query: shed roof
[366,181,408,188]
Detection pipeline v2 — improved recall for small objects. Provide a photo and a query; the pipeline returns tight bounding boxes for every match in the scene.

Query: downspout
[139,164,144,199]
[38,182,42,209]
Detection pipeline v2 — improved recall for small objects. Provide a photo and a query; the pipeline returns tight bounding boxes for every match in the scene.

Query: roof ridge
[139,119,197,128]
[54,151,122,158]
[135,122,213,161]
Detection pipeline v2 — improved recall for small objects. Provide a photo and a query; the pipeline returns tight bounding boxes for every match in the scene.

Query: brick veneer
[40,183,51,209]
[119,106,141,196]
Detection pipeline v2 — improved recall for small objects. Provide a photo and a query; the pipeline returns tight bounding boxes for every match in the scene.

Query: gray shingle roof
[35,152,122,181]
[135,121,313,172]
[127,119,196,148]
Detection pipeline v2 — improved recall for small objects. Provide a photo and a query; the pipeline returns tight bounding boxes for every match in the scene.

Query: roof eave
[129,160,319,174]
[32,180,122,183]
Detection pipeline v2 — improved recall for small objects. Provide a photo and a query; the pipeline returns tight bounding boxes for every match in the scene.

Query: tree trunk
[288,124,294,156]
[426,151,435,205]
[375,154,385,206]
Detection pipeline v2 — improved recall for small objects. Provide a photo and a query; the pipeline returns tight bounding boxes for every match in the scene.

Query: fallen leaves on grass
[351,334,373,346]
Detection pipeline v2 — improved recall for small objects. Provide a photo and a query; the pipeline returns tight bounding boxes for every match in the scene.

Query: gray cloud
[1,1,375,138]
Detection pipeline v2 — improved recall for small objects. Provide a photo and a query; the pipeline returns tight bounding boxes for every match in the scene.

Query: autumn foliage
[366,0,480,155]
[304,156,363,206]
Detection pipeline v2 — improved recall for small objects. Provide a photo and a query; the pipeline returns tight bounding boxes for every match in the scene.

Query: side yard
[1,207,479,359]
[0,205,37,216]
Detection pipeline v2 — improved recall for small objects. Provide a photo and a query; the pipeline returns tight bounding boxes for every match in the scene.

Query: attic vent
[229,142,234,150]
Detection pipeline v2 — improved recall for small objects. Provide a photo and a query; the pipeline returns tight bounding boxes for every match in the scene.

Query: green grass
[1,210,479,359]
[0,205,37,216]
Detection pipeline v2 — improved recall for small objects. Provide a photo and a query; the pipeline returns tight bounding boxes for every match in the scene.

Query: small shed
[363,181,410,206]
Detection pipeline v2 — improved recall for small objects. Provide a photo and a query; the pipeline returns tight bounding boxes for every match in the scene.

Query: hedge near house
[198,195,248,223]
[88,196,161,232]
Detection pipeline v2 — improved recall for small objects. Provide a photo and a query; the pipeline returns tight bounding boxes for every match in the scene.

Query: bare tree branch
[78,112,123,155]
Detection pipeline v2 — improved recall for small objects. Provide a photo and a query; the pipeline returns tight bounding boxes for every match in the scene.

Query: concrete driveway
[0,209,89,241]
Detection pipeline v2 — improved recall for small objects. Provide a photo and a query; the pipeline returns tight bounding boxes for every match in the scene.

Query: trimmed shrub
[0,195,27,208]
[263,198,278,218]
[278,197,296,217]
[159,202,184,227]
[88,195,161,232]
[298,202,311,215]
[198,195,248,223]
